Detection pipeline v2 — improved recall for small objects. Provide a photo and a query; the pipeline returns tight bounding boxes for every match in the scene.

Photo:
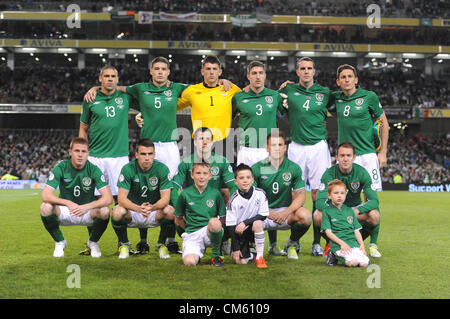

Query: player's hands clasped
[139,202,152,217]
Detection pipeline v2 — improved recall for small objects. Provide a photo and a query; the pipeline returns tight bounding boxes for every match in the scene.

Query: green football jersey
[316,163,379,213]
[333,87,385,155]
[174,184,226,234]
[80,90,135,157]
[252,157,305,209]
[117,159,172,206]
[46,159,108,205]
[321,203,362,253]
[232,88,284,148]
[279,83,334,145]
[126,82,188,142]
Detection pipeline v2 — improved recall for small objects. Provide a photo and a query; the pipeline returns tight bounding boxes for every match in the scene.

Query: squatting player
[315,142,381,258]
[174,162,227,267]
[252,131,312,260]
[279,57,335,257]
[111,139,175,259]
[334,64,389,257]
[40,138,113,258]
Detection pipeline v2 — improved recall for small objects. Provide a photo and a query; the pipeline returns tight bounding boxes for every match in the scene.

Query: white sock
[254,231,265,259]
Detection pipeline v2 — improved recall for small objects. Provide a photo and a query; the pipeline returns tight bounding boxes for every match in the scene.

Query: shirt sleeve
[93,165,108,191]
[125,83,140,100]
[177,87,191,110]
[171,161,187,190]
[216,191,226,218]
[174,191,186,218]
[326,89,336,114]
[316,169,332,212]
[351,207,362,230]
[222,161,237,193]
[292,164,306,190]
[277,87,288,116]
[320,209,331,232]
[46,163,63,190]
[158,165,173,191]
[368,91,384,119]
[116,166,131,191]
[80,101,91,125]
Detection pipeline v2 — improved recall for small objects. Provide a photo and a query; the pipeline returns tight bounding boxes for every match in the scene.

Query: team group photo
[0,0,448,302]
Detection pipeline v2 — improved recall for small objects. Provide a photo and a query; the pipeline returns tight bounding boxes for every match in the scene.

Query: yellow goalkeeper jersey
[177,82,241,141]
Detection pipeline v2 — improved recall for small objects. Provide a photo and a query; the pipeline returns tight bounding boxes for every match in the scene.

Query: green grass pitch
[0,189,448,299]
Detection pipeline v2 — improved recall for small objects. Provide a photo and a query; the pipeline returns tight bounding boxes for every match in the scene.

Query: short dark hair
[136,138,155,151]
[193,127,213,140]
[234,163,252,178]
[297,57,315,69]
[337,141,356,155]
[192,161,211,172]
[247,60,265,74]
[151,56,170,68]
[267,129,286,143]
[202,54,221,68]
[336,64,357,79]
[70,137,89,149]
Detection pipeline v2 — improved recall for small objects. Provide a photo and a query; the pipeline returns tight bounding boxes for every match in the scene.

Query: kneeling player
[174,162,226,267]
[226,164,269,268]
[321,180,369,267]
[40,138,113,258]
[111,138,175,259]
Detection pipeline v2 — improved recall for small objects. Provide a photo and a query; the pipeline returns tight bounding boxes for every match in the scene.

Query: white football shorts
[88,155,129,196]
[57,205,94,226]
[237,146,269,167]
[354,152,382,191]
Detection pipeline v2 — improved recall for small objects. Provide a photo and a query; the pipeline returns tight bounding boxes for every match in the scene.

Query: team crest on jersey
[350,181,360,191]
[355,98,364,106]
[210,166,219,176]
[347,216,353,224]
[319,183,325,191]
[316,93,324,102]
[119,174,125,182]
[282,172,292,182]
[82,177,92,187]
[115,97,123,105]
[149,177,158,186]
[265,96,274,104]
[164,90,172,97]
[206,199,214,208]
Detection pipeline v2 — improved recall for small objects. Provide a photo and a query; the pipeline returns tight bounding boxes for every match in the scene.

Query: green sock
[41,215,64,242]
[209,229,223,258]
[138,228,148,242]
[157,218,174,245]
[268,229,278,246]
[370,223,380,245]
[111,217,129,244]
[360,221,374,241]
[89,216,109,242]
[290,222,311,242]
[312,202,322,245]
[87,226,93,237]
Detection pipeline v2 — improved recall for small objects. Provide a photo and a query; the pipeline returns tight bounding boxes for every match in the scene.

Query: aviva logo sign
[314,43,355,52]
[20,39,63,47]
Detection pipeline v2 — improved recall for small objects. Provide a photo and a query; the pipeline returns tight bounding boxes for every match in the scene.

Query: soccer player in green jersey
[315,142,382,258]
[40,138,113,258]
[232,60,285,167]
[321,179,369,267]
[278,57,335,257]
[111,138,175,259]
[174,162,226,267]
[252,131,312,260]
[79,65,137,254]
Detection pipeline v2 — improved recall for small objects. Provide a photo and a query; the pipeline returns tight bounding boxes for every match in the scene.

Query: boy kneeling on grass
[321,179,369,267]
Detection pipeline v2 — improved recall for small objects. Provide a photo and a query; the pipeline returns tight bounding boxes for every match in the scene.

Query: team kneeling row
[40,129,380,268]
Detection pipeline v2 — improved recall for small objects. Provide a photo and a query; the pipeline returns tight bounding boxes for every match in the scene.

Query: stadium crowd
[3,0,450,18]
[1,129,448,185]
[1,63,448,111]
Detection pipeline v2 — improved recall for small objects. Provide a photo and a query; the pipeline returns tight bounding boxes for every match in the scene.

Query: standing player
[40,138,113,258]
[334,64,389,257]
[252,131,312,260]
[174,162,226,267]
[315,142,381,258]
[111,139,175,259]
[226,164,269,268]
[79,65,136,254]
[232,60,285,167]
[321,179,369,267]
[278,57,335,257]
[177,54,241,164]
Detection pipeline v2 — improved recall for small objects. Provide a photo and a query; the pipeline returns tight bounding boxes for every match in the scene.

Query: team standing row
[40,54,389,267]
